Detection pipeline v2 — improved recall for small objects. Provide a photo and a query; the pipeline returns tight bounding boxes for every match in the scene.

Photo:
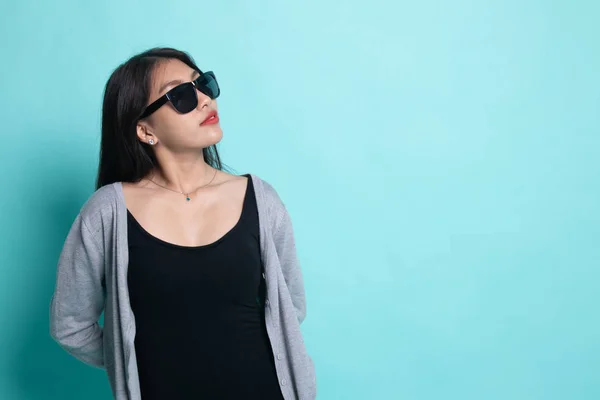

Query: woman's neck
[149,160,216,194]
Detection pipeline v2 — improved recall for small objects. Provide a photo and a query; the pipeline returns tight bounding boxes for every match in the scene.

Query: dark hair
[95,47,224,189]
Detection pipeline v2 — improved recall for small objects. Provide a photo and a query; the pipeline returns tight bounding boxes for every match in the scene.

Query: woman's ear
[136,121,157,145]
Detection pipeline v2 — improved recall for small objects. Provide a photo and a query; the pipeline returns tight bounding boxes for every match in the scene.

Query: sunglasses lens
[195,72,220,99]
[167,83,198,114]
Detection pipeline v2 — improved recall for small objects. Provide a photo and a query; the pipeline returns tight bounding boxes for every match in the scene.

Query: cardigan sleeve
[270,190,307,325]
[49,212,105,368]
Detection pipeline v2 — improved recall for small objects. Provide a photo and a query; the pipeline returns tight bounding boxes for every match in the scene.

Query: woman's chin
[199,129,223,147]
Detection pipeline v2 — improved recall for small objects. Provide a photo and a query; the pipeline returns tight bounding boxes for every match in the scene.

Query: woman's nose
[196,90,212,109]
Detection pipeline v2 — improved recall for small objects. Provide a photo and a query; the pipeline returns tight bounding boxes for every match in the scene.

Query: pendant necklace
[147,168,218,201]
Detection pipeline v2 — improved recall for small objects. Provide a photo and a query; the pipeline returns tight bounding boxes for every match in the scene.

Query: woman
[49,47,316,400]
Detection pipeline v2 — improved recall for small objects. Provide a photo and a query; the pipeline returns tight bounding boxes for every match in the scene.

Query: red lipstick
[200,110,219,126]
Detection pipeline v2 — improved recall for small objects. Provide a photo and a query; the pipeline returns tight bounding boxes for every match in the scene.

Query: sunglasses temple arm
[140,96,169,119]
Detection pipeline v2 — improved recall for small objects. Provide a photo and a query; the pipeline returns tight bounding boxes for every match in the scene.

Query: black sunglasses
[140,71,220,119]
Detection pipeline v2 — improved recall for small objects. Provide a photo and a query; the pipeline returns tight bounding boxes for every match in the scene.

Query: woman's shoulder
[247,173,293,233]
[78,182,122,225]
[247,173,285,206]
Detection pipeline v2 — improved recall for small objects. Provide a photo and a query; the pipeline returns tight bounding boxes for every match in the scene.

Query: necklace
[147,168,218,201]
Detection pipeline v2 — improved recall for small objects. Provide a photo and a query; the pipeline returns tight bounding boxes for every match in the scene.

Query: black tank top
[127,175,284,399]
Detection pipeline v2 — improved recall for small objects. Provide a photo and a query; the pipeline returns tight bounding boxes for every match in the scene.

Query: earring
[148,139,155,145]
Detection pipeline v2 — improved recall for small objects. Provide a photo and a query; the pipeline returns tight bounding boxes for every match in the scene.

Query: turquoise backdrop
[1,0,598,399]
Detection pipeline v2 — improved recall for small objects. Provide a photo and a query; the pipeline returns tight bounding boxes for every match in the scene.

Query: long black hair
[96,47,224,190]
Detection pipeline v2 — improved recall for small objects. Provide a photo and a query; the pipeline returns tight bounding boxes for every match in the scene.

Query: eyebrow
[158,70,201,94]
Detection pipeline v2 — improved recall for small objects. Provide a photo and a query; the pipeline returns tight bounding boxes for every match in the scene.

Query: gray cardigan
[49,174,317,399]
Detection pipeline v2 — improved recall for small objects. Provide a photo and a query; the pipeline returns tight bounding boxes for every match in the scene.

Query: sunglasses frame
[139,71,220,119]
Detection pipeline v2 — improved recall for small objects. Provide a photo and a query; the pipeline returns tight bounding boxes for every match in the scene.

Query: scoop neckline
[124,174,251,250]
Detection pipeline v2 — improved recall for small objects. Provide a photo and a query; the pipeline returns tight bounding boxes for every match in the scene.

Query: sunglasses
[140,71,220,119]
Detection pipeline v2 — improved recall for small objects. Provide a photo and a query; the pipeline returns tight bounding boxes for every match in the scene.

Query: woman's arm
[49,213,105,368]
[271,195,307,325]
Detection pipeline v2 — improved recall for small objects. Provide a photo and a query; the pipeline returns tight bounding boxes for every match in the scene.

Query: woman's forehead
[152,59,198,95]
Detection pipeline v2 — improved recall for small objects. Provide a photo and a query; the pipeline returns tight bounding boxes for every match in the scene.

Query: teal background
[1,0,599,399]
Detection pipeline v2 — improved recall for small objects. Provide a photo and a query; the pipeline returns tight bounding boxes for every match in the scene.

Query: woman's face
[137,58,222,152]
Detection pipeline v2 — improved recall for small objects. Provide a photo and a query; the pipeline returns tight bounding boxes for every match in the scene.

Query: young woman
[49,47,316,400]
